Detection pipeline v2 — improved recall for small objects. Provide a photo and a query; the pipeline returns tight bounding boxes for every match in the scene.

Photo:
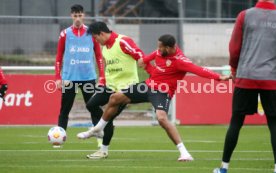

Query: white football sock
[101,145,109,153]
[176,142,190,156]
[274,164,276,172]
[221,162,229,169]
[94,118,108,131]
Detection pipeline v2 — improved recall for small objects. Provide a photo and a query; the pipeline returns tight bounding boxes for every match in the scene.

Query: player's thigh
[120,82,149,104]
[148,91,171,114]
[232,87,258,115]
[87,87,114,108]
[79,80,96,103]
[260,90,276,117]
[61,82,77,105]
[155,110,169,122]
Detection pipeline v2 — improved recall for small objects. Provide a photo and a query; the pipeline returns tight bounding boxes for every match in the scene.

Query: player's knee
[109,93,123,106]
[156,110,168,125]
[109,93,129,105]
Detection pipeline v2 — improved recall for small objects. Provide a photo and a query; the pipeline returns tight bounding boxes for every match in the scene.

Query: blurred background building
[0,0,257,18]
[0,0,260,68]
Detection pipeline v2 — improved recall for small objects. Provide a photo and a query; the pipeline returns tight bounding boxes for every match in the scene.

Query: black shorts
[233,87,276,116]
[121,82,171,113]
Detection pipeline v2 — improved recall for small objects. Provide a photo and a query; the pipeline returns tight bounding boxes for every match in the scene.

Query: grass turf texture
[0,126,274,173]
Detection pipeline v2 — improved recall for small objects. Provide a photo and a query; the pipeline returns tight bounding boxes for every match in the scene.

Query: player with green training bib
[103,34,139,91]
[78,21,149,159]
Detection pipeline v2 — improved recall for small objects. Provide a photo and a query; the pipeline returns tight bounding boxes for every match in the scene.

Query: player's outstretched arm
[176,57,230,81]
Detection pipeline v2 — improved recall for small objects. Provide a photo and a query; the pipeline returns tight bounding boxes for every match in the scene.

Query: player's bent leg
[101,92,131,122]
[77,93,130,139]
[156,110,193,162]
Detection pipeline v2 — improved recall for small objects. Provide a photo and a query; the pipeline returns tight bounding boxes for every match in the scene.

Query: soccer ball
[47,126,66,147]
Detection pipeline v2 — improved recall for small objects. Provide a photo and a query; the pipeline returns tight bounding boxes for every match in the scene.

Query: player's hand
[219,75,231,81]
[56,80,62,90]
[230,73,236,83]
[0,84,8,99]
[138,58,146,68]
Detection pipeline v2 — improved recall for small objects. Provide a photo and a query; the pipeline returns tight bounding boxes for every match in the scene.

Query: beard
[161,51,168,56]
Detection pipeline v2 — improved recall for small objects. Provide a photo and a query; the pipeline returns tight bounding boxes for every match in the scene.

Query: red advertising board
[0,74,267,125]
[175,76,267,125]
[0,74,61,125]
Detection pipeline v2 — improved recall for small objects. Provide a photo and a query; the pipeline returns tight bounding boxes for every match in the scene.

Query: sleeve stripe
[120,39,143,59]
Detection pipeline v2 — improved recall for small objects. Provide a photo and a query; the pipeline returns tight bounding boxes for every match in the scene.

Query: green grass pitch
[0,126,274,173]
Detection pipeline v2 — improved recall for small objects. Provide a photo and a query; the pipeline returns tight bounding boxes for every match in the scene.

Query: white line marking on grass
[46,158,274,162]
[0,165,271,172]
[0,149,273,153]
[185,140,219,143]
[20,135,45,138]
[112,138,219,143]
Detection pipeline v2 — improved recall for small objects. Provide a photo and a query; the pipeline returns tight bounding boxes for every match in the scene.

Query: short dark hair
[87,21,112,35]
[158,34,176,48]
[71,4,84,13]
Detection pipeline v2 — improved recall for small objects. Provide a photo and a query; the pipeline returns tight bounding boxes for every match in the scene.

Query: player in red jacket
[77,34,230,161]
[0,67,8,100]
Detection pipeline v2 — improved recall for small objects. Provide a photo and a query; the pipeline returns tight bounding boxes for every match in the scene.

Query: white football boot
[77,127,104,139]
[86,150,108,159]
[177,154,194,162]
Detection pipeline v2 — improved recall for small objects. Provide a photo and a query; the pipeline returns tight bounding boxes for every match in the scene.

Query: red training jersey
[144,47,221,97]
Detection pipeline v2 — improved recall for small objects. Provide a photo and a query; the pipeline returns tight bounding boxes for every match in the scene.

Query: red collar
[105,32,118,48]
[255,2,276,10]
[71,24,85,30]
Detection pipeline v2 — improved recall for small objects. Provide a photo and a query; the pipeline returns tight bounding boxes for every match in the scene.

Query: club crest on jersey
[166,60,172,67]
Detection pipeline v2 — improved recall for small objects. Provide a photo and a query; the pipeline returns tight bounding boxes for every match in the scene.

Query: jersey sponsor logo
[107,68,123,73]
[69,46,90,53]
[70,59,91,65]
[77,47,90,52]
[106,58,120,66]
[70,46,76,53]
[249,21,276,30]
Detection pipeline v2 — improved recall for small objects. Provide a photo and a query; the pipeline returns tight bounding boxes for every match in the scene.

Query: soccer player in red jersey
[78,34,229,161]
